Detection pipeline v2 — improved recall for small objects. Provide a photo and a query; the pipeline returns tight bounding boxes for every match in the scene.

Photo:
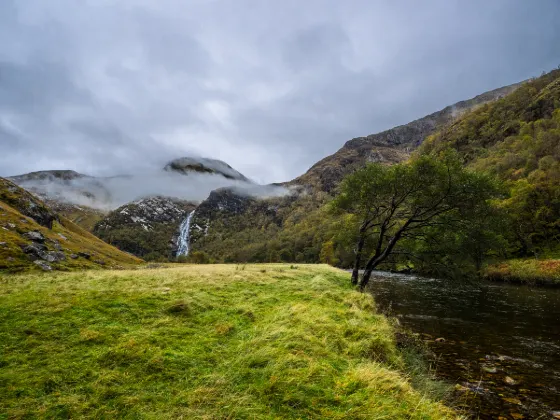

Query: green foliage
[319,240,337,265]
[0,265,455,418]
[332,152,500,283]
[420,69,560,258]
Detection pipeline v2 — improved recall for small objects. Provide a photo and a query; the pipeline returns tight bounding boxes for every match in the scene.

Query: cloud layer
[1,0,559,183]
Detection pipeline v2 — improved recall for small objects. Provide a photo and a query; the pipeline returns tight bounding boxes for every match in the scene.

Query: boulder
[23,231,46,243]
[33,260,52,271]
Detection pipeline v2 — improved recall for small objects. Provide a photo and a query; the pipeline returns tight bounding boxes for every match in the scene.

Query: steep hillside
[190,81,524,262]
[418,68,560,282]
[290,82,521,192]
[0,178,142,272]
[93,196,197,260]
[421,69,560,256]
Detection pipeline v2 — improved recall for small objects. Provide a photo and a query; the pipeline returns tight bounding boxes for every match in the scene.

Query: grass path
[0,264,456,419]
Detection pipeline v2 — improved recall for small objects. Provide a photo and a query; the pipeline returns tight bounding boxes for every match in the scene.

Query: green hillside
[420,69,560,283]
[0,178,143,272]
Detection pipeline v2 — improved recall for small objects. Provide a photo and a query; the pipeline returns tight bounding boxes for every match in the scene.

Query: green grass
[0,264,456,419]
[483,258,560,286]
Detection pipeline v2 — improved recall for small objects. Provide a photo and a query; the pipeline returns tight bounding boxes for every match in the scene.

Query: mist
[14,171,291,211]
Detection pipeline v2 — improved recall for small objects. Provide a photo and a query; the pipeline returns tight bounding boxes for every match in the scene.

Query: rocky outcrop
[0,178,57,229]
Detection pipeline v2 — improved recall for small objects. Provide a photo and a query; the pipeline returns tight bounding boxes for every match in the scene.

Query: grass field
[0,264,456,419]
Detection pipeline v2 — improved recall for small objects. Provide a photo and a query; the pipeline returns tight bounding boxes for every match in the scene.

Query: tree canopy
[332,152,500,289]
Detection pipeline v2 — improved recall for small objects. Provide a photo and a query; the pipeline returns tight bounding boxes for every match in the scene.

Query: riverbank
[0,264,456,419]
[483,258,560,287]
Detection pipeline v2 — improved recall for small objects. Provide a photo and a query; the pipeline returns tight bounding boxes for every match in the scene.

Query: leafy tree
[332,152,499,290]
[319,240,337,265]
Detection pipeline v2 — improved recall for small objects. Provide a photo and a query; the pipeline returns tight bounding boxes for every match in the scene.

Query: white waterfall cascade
[176,210,195,257]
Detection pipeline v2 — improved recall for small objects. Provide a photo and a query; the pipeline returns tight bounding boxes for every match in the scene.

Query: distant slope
[290,82,522,192]
[0,178,142,272]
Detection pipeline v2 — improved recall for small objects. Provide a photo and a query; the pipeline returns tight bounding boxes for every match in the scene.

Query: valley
[1,69,560,420]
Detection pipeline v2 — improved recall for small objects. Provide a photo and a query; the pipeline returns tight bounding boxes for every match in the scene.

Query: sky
[1,0,559,184]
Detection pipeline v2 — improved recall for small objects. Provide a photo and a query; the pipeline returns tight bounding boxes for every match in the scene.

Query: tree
[319,240,337,265]
[332,152,499,290]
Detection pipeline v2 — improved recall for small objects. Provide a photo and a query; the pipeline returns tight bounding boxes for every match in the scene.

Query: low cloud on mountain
[15,171,291,210]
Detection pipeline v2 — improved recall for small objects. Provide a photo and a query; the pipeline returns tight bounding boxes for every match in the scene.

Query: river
[365,271,560,419]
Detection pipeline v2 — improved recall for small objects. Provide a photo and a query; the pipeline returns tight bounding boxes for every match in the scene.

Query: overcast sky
[1,0,559,183]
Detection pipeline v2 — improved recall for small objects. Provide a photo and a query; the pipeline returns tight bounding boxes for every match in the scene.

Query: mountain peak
[163,157,249,182]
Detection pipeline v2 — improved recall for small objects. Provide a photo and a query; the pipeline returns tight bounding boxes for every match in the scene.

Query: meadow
[0,264,456,419]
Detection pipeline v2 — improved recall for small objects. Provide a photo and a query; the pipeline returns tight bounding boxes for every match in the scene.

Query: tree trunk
[359,258,379,291]
[351,231,366,285]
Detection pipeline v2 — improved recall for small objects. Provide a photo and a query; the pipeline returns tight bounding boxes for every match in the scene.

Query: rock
[504,376,518,386]
[21,243,48,259]
[551,411,560,419]
[42,251,65,263]
[33,260,52,271]
[94,259,106,265]
[502,397,522,405]
[70,254,79,259]
[23,231,45,243]
[435,337,446,343]
[0,242,6,247]
[51,240,62,250]
[58,233,68,240]
[454,384,471,393]
[77,252,91,259]
[7,223,16,229]
[21,243,65,263]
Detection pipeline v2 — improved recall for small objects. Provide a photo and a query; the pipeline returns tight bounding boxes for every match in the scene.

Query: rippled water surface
[366,271,560,419]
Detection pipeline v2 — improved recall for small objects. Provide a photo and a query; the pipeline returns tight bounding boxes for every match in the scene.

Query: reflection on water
[366,271,560,419]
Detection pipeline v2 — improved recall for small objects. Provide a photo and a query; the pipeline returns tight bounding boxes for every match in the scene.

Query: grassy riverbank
[0,264,456,419]
[484,259,560,286]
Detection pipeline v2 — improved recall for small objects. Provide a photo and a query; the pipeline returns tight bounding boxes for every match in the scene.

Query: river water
[365,271,560,419]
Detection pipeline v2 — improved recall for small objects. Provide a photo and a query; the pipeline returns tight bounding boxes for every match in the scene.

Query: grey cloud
[0,0,559,183]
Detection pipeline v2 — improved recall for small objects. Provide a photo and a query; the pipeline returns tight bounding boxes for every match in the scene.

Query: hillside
[290,82,521,193]
[189,81,524,262]
[0,178,142,272]
[420,70,560,249]
[418,68,560,282]
[0,264,455,418]
[93,196,197,260]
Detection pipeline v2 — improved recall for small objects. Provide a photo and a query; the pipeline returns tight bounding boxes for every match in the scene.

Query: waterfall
[176,210,195,257]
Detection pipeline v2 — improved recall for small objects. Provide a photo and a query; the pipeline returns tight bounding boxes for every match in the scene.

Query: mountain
[93,196,197,260]
[188,80,525,262]
[289,82,522,193]
[420,68,560,258]
[8,157,250,232]
[0,177,142,272]
[164,157,250,181]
